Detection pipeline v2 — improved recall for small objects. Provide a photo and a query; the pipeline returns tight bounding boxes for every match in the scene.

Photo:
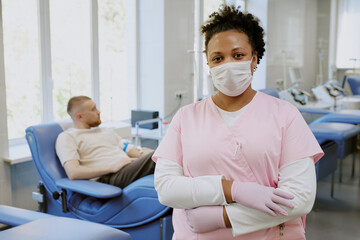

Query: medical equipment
[279,88,309,106]
[312,80,360,110]
[289,67,303,84]
[131,110,159,129]
[279,67,332,110]
[316,38,328,86]
[133,117,163,147]
[279,67,309,106]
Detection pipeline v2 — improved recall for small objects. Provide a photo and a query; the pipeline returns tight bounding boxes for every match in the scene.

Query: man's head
[67,96,101,129]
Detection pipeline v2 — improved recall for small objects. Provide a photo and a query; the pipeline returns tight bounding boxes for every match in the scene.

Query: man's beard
[88,119,102,128]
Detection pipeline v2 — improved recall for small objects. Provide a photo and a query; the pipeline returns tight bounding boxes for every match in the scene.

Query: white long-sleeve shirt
[154,157,316,236]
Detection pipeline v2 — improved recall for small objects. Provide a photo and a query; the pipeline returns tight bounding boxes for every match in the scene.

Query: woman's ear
[251,53,258,75]
[252,53,258,67]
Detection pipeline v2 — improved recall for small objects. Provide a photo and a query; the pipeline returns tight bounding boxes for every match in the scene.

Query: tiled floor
[306,156,360,240]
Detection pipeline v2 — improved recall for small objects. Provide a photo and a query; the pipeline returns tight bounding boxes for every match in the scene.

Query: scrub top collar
[208,91,260,134]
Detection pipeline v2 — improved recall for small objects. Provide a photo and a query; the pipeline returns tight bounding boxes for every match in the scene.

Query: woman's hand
[185,206,225,233]
[231,181,295,216]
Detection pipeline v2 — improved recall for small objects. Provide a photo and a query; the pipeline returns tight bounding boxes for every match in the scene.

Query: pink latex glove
[231,181,295,217]
[185,206,225,233]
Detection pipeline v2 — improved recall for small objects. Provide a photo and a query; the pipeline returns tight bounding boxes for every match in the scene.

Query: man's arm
[63,158,135,180]
[126,147,154,158]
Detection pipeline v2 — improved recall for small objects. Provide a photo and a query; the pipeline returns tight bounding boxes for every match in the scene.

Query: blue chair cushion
[313,113,360,125]
[0,217,132,240]
[258,88,280,98]
[337,109,360,115]
[0,205,50,226]
[309,122,360,141]
[67,175,168,228]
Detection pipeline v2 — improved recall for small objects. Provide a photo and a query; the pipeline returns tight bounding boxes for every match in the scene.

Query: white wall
[0,0,12,206]
[303,0,318,90]
[164,0,194,121]
[266,0,320,92]
[247,0,268,90]
[317,0,331,83]
[266,0,306,90]
[137,0,194,121]
[138,0,165,113]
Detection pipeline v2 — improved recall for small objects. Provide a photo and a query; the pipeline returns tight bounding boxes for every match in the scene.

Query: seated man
[55,96,155,188]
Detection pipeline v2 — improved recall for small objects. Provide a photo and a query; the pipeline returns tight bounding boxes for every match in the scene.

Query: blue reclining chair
[299,109,360,183]
[259,88,360,196]
[0,205,132,240]
[347,76,360,96]
[315,140,338,197]
[25,122,173,240]
[308,122,359,183]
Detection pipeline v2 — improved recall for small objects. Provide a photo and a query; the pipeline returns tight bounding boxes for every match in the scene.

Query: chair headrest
[58,119,74,131]
[258,88,280,99]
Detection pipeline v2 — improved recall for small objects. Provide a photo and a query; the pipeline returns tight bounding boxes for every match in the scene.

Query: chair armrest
[298,108,331,115]
[56,178,122,199]
[0,205,51,226]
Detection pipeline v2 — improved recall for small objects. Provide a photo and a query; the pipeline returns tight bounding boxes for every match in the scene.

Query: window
[98,0,130,122]
[3,0,134,142]
[3,0,42,140]
[336,0,360,69]
[49,0,92,120]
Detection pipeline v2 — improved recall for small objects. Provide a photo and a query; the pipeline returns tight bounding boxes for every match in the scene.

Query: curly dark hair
[201,5,265,64]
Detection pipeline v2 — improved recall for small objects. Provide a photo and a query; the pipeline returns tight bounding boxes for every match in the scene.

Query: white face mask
[210,58,253,97]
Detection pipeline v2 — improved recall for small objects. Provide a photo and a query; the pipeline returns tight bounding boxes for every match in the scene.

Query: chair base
[35,188,174,240]
[317,140,338,197]
[122,214,173,240]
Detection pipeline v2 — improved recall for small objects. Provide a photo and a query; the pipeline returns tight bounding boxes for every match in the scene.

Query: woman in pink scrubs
[152,5,323,240]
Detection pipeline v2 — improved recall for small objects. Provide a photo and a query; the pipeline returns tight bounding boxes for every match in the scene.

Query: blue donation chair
[0,205,132,240]
[316,140,338,197]
[260,88,360,196]
[299,109,360,183]
[347,76,360,95]
[25,122,173,240]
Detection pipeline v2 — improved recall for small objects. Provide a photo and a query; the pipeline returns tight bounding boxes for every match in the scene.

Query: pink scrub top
[153,92,324,240]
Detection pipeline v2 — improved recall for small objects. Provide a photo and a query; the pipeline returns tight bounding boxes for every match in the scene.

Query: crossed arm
[154,157,316,236]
